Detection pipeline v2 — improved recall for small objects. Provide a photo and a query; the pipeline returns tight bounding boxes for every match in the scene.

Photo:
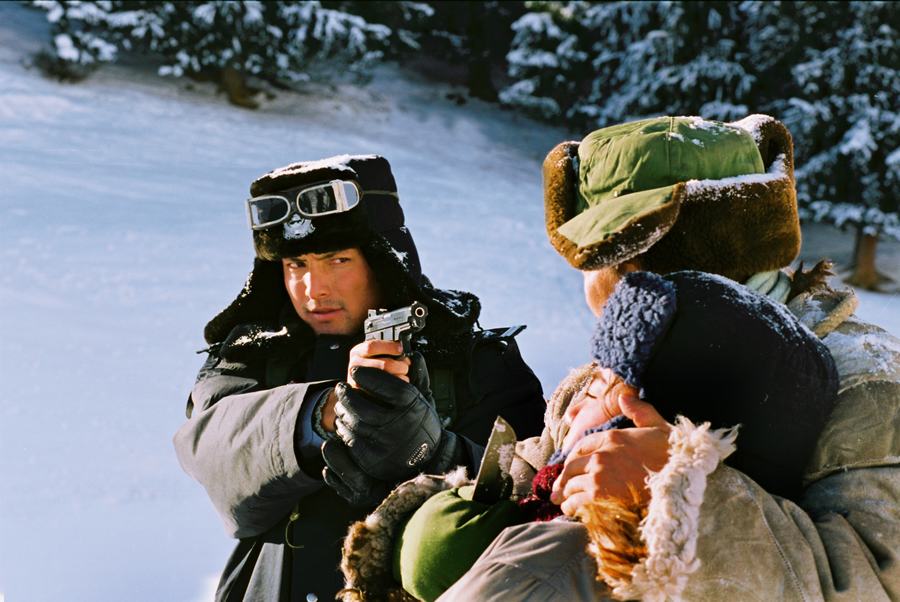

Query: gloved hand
[321,438,390,507]
[333,352,462,482]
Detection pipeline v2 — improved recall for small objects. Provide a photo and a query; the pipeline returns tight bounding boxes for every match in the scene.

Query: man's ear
[618,258,643,275]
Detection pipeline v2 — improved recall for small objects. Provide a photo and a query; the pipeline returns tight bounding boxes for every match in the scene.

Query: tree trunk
[467,57,497,101]
[220,67,259,110]
[465,3,497,101]
[846,228,880,290]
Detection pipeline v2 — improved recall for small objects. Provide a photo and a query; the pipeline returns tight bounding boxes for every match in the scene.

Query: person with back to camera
[340,116,900,601]
[337,266,841,602]
[173,154,546,602]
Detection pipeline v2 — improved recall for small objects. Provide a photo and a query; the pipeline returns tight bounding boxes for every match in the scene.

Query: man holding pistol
[173,154,545,601]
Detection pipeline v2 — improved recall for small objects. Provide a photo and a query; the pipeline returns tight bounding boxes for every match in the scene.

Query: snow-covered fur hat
[203,155,480,350]
[544,115,800,282]
[249,154,420,280]
[593,270,838,499]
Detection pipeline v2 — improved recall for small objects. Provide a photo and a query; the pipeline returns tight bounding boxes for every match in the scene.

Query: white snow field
[1,4,897,602]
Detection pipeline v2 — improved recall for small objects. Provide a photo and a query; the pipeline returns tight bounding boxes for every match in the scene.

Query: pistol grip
[398,333,413,356]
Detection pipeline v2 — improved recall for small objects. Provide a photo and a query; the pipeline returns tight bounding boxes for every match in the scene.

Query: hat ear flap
[543,140,581,263]
[644,117,801,282]
[750,116,795,180]
[544,140,684,271]
[203,259,287,344]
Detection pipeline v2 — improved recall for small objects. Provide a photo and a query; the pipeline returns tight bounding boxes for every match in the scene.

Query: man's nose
[303,268,330,299]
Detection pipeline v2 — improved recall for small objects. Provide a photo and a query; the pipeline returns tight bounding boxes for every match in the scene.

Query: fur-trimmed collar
[787,284,858,339]
[579,417,737,601]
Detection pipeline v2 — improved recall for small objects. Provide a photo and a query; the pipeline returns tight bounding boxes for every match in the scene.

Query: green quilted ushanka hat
[544,115,801,282]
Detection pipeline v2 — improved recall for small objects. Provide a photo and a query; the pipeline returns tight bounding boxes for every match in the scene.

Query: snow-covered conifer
[31,0,402,105]
[500,2,758,125]
[775,1,899,287]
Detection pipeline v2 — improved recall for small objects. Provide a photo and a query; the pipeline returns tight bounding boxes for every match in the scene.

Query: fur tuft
[339,467,471,601]
[788,259,834,300]
[583,417,737,601]
[578,488,648,587]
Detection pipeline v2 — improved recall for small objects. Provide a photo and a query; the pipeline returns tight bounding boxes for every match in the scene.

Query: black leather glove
[321,438,390,507]
[333,353,462,482]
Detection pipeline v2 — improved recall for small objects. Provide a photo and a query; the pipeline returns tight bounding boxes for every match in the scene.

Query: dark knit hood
[592,271,839,499]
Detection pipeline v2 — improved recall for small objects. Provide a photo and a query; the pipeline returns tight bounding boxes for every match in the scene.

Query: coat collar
[787,285,859,338]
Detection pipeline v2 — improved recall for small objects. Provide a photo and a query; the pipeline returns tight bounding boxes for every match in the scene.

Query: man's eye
[288,261,306,270]
[332,256,351,264]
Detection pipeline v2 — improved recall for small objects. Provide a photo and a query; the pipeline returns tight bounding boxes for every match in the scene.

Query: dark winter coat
[173,299,545,602]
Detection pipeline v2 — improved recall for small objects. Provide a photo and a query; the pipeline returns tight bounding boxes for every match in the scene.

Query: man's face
[282,248,381,336]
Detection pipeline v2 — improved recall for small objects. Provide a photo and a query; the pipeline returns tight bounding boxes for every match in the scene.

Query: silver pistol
[364,302,428,355]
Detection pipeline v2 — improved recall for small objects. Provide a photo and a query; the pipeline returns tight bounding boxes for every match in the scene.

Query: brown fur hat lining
[543,141,684,271]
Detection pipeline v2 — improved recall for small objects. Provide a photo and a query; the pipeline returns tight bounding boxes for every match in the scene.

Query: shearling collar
[580,418,738,601]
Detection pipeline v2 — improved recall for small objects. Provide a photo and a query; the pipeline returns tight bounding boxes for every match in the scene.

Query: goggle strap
[363,190,399,199]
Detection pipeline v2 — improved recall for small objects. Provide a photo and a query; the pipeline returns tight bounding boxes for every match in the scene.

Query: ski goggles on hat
[247,180,375,230]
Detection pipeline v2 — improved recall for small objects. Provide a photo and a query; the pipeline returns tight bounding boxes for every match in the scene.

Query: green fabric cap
[563,116,765,248]
[558,184,676,248]
[393,485,524,602]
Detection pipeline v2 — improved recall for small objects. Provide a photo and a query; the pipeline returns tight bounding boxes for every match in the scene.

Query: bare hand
[551,395,671,516]
[347,339,411,387]
[320,388,339,433]
[561,366,637,452]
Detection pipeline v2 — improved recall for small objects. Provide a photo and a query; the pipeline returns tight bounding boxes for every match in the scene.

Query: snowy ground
[1,4,897,602]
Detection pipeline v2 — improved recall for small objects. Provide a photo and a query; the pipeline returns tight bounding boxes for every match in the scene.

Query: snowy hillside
[1,4,897,602]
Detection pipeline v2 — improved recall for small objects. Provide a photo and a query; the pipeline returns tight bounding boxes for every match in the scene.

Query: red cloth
[517,462,564,522]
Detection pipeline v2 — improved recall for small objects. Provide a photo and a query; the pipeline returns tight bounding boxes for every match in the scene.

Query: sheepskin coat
[504,282,900,601]
[342,280,900,601]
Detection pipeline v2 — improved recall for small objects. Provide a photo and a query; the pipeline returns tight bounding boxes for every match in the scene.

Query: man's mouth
[306,306,343,319]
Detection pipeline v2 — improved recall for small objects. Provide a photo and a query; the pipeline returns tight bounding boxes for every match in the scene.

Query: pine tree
[31,1,402,107]
[30,1,899,287]
[401,1,525,102]
[774,1,900,289]
[499,2,585,118]
[502,1,899,289]
[31,0,126,80]
[499,2,761,125]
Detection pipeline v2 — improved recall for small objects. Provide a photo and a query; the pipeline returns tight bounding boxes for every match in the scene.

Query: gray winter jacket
[174,308,546,602]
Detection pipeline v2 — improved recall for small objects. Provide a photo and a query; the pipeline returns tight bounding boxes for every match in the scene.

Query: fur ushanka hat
[593,270,839,499]
[203,155,479,348]
[544,115,801,282]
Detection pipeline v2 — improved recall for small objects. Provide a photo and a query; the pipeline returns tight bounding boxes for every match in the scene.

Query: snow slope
[0,6,586,602]
[0,5,896,602]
